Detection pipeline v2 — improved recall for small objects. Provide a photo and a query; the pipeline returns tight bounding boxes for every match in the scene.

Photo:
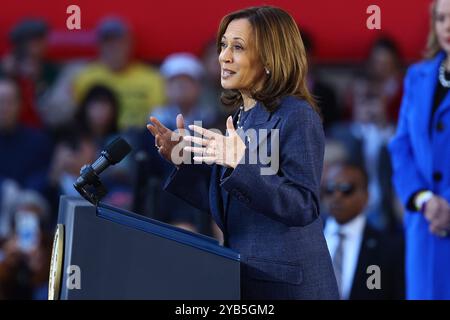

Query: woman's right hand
[424,195,450,237]
[147,114,188,165]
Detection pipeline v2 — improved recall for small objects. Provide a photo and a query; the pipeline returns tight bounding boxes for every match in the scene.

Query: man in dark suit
[327,120,399,233]
[322,162,404,300]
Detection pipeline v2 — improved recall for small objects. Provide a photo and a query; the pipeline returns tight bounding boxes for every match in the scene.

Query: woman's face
[436,0,450,55]
[218,18,265,93]
[87,99,115,136]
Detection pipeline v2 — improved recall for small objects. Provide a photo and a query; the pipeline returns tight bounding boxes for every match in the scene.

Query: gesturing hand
[424,195,450,237]
[147,114,189,165]
[183,116,246,169]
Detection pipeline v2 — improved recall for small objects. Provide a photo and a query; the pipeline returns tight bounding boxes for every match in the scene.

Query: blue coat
[164,96,339,299]
[389,52,450,299]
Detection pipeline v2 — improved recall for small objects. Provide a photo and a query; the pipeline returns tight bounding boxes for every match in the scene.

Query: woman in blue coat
[147,6,338,299]
[389,0,450,299]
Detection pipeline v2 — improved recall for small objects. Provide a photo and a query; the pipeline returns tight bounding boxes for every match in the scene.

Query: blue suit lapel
[246,102,280,154]
[418,53,441,140]
[220,108,242,226]
[222,102,279,222]
[414,52,445,182]
[212,102,280,229]
[200,102,280,232]
[219,165,230,226]
[248,101,272,127]
[210,108,242,231]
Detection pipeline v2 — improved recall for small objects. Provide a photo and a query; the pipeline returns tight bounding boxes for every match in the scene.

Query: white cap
[160,53,204,81]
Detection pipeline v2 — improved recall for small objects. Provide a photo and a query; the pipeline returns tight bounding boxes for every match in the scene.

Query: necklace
[236,101,257,130]
[236,105,245,130]
[439,61,450,88]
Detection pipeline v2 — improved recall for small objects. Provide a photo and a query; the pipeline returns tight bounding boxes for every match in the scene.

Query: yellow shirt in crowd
[73,62,166,129]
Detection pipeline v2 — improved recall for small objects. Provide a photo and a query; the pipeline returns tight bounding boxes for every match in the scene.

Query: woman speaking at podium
[147,6,338,299]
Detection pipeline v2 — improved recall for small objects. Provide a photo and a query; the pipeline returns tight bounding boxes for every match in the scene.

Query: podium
[49,196,240,300]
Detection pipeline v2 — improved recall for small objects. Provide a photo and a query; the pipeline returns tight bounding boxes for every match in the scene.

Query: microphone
[74,137,132,204]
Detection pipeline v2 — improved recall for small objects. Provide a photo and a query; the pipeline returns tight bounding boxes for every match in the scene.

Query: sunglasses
[323,183,357,197]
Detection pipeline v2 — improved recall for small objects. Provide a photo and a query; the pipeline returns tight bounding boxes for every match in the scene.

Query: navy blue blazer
[164,96,339,299]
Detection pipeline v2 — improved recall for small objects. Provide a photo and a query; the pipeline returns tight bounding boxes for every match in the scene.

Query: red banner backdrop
[0,0,432,63]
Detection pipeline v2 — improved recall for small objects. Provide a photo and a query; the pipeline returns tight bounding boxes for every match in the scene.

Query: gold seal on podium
[48,224,64,300]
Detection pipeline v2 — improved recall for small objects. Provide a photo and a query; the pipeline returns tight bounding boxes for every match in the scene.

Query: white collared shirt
[324,214,367,300]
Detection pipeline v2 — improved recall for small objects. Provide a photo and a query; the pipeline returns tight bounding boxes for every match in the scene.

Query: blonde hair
[216,6,319,114]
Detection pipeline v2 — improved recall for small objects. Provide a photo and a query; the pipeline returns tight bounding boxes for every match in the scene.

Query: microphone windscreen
[105,137,132,164]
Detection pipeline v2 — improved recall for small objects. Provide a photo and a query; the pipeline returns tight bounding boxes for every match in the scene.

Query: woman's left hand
[183,116,246,169]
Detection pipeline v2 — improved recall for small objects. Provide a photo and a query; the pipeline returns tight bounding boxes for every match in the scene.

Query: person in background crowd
[0,178,21,241]
[73,17,166,129]
[75,85,120,149]
[302,30,341,132]
[0,190,52,300]
[322,162,404,300]
[50,85,133,210]
[319,140,350,222]
[0,19,59,129]
[38,61,88,138]
[150,53,218,234]
[76,85,133,209]
[389,0,450,299]
[365,37,404,122]
[0,77,53,195]
[199,39,233,131]
[344,37,404,123]
[48,132,97,199]
[327,81,399,233]
[152,53,218,130]
[49,135,134,211]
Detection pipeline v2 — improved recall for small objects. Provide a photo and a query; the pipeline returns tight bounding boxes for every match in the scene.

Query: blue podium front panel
[56,197,240,300]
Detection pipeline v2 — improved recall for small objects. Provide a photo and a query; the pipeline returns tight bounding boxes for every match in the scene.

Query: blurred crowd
[0,17,406,299]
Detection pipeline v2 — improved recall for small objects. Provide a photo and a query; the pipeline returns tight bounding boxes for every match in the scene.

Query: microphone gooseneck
[74,137,132,205]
